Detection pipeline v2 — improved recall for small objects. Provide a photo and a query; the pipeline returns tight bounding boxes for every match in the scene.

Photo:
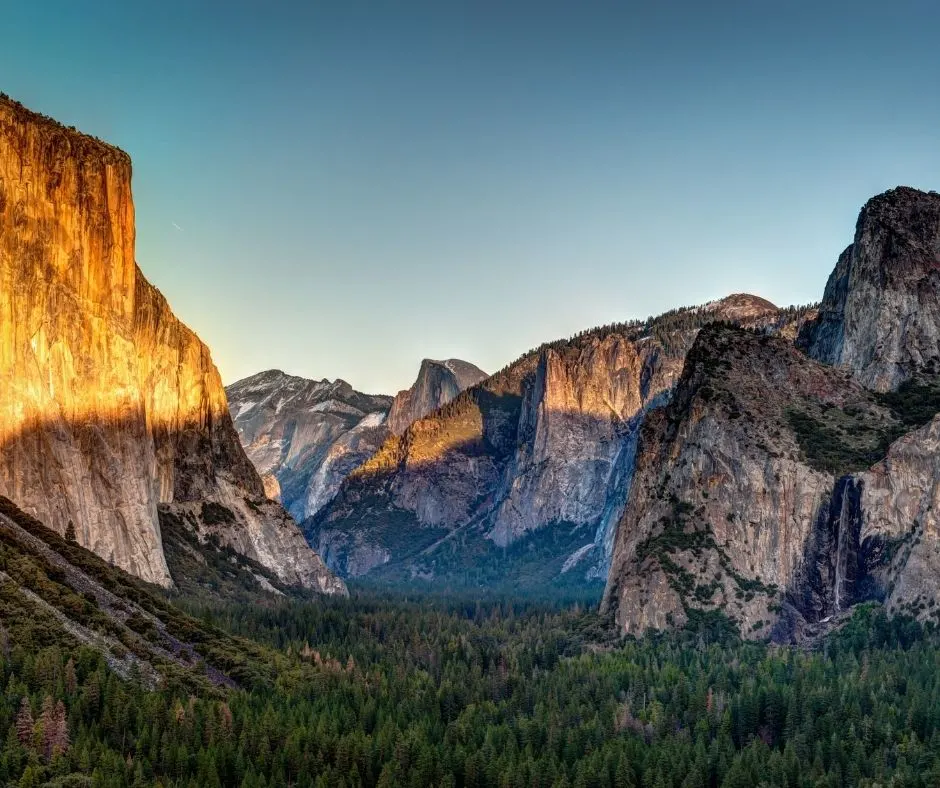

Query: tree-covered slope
[0,494,937,786]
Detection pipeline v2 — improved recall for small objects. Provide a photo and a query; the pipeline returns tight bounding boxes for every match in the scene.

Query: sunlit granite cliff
[386,358,487,435]
[0,95,344,594]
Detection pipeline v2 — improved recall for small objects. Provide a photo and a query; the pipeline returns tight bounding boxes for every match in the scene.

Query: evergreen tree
[14,699,33,747]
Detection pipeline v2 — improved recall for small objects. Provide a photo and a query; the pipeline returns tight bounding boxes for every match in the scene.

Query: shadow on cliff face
[782,473,923,641]
[368,389,527,471]
[0,410,277,588]
[322,402,637,524]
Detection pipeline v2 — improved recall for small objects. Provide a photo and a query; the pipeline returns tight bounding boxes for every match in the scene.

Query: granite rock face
[801,187,940,392]
[386,359,487,435]
[227,370,392,521]
[601,325,900,638]
[605,187,940,637]
[309,296,811,585]
[488,334,681,549]
[0,95,343,594]
[603,322,940,639]
[852,414,940,621]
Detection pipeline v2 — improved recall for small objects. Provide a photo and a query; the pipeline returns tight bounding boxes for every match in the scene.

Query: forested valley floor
[3,576,940,788]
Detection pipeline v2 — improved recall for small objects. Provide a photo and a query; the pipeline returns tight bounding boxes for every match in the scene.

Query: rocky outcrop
[302,411,389,518]
[0,95,343,594]
[488,335,682,549]
[601,324,903,638]
[386,359,487,435]
[228,361,485,523]
[604,193,940,637]
[309,296,813,587]
[603,186,940,639]
[801,187,940,392]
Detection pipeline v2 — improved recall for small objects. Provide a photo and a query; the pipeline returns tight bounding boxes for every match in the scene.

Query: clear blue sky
[5,1,940,392]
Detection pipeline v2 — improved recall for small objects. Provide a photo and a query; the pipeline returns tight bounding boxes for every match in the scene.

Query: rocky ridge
[227,359,485,523]
[227,370,392,521]
[308,295,814,587]
[800,186,940,391]
[601,324,906,638]
[386,358,487,435]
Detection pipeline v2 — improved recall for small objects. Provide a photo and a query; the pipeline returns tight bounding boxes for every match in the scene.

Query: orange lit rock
[0,95,344,594]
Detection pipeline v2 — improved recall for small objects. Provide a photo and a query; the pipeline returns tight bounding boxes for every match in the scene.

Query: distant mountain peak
[387,358,487,435]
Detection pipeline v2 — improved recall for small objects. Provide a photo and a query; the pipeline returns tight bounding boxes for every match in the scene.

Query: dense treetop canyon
[3,93,940,787]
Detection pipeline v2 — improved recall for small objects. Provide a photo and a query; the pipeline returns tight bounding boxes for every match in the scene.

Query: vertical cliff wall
[600,325,897,637]
[0,95,343,593]
[605,187,940,637]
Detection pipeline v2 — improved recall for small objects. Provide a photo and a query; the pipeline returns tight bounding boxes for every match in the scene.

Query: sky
[5,1,940,393]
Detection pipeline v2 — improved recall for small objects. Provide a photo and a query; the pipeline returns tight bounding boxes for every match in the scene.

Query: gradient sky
[5,1,940,393]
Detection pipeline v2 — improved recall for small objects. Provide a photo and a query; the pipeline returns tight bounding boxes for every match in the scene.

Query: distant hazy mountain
[227,359,486,522]
[387,359,488,435]
[226,372,392,522]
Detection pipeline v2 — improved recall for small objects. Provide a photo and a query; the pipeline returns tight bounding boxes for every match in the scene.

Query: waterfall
[833,477,858,611]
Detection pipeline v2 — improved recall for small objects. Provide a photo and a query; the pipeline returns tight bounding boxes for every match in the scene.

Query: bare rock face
[801,187,940,392]
[488,334,676,548]
[386,358,487,435]
[0,95,343,594]
[853,414,940,620]
[601,325,901,638]
[603,327,940,639]
[227,370,392,520]
[602,187,940,639]
[302,411,390,518]
[309,296,811,585]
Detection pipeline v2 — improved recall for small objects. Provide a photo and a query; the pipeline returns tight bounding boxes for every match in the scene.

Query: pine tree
[17,764,41,788]
[50,700,69,758]
[64,658,77,696]
[38,695,55,760]
[614,756,635,788]
[14,698,33,747]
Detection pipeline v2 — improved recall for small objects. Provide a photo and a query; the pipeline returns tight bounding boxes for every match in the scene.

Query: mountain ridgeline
[225,359,486,524]
[225,371,394,521]
[297,185,940,637]
[306,295,816,591]
[6,91,940,641]
[0,94,344,596]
